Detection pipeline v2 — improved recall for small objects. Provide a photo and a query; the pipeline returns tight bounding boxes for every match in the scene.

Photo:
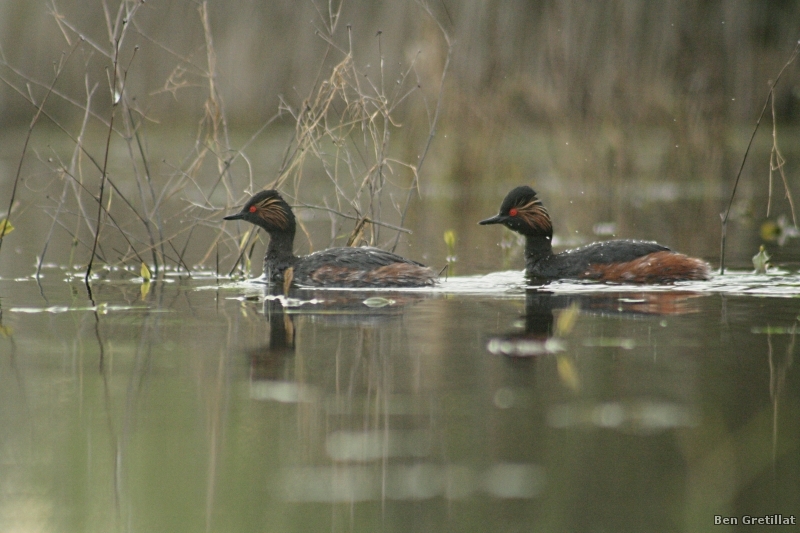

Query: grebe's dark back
[480,186,710,284]
[224,190,436,288]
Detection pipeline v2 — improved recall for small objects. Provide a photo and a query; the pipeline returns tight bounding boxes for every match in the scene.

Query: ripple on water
[202,268,800,298]
[442,269,800,297]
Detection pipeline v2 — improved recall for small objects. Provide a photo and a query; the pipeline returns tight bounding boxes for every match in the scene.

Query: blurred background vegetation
[1,0,799,276]
[4,1,799,127]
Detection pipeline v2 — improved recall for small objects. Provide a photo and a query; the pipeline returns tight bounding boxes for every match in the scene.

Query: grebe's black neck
[262,224,297,280]
[524,234,554,271]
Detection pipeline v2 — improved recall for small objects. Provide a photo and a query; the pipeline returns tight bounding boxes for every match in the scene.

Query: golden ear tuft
[516,198,552,234]
[257,196,290,229]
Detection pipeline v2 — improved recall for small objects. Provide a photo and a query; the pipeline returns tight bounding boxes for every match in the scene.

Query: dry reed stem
[0,38,81,259]
[766,89,796,225]
[85,38,122,284]
[38,75,98,277]
[86,0,145,285]
[391,0,452,252]
[124,106,165,274]
[720,40,800,274]
[258,37,428,258]
[10,0,449,278]
[4,0,229,277]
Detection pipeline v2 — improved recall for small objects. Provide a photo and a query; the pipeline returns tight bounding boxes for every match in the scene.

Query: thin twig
[293,201,412,234]
[767,86,796,225]
[168,239,192,275]
[0,38,82,258]
[391,1,452,252]
[86,40,122,284]
[227,228,256,277]
[86,2,143,283]
[37,73,97,278]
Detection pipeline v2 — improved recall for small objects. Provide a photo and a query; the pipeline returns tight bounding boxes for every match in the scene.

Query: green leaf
[0,219,15,237]
[140,262,152,282]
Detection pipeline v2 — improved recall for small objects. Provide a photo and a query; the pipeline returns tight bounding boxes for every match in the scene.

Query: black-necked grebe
[223,190,436,287]
[479,186,710,283]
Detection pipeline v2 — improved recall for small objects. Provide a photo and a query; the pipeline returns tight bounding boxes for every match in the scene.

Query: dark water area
[0,270,798,532]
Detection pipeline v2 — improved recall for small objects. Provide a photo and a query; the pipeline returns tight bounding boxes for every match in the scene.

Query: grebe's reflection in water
[487,289,704,434]
[487,289,704,357]
[243,287,547,503]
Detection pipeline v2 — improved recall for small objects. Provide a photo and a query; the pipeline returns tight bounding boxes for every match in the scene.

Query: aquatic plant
[720,41,800,274]
[443,229,456,275]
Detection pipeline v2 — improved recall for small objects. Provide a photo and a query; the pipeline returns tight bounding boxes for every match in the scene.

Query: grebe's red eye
[509,207,518,217]
[249,205,257,213]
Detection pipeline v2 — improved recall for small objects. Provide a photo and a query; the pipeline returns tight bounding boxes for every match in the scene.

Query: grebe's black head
[223,189,295,233]
[479,186,553,237]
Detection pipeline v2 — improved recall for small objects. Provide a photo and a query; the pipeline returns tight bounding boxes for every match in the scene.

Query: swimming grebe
[479,186,710,283]
[223,190,436,287]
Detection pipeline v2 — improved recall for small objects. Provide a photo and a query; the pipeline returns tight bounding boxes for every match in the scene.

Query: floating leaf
[752,245,770,274]
[363,297,395,308]
[140,262,152,282]
[0,219,14,237]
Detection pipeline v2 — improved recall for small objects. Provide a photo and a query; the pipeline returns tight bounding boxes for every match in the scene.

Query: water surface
[0,269,797,532]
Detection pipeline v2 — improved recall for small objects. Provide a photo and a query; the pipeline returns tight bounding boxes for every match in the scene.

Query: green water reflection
[0,273,797,532]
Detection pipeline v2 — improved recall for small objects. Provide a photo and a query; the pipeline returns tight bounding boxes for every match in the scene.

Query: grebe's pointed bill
[479,214,507,225]
[223,212,245,221]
